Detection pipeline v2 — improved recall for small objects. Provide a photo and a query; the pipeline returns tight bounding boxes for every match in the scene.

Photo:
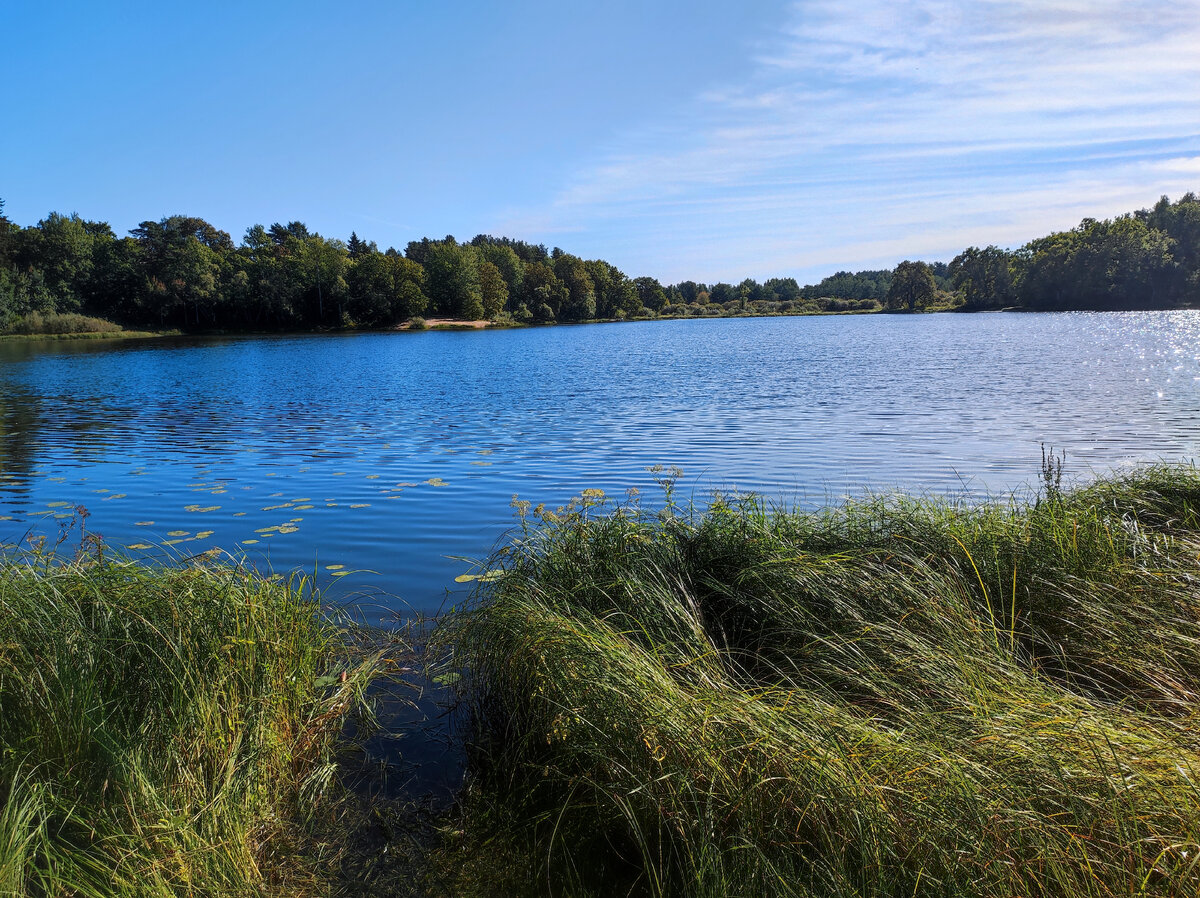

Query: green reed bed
[0,548,381,897]
[442,466,1200,897]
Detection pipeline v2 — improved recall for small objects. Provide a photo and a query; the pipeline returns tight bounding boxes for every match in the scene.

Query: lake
[3,311,1200,619]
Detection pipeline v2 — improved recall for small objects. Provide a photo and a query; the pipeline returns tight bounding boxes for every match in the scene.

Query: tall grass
[2,312,124,335]
[0,545,380,897]
[442,465,1200,897]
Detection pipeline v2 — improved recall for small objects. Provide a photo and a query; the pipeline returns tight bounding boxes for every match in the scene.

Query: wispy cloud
[498,0,1200,283]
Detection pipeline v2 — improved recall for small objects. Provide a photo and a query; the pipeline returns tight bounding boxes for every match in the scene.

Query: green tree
[948,246,1016,310]
[634,276,667,313]
[424,240,483,319]
[885,261,936,311]
[478,260,508,319]
[553,254,596,320]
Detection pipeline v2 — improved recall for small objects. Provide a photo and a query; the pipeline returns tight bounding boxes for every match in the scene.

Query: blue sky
[3,1,1199,284]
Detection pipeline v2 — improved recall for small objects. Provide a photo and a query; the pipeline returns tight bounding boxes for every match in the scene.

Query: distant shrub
[5,312,123,335]
[407,316,427,330]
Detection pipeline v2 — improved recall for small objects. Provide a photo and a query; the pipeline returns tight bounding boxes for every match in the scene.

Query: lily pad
[126,543,152,550]
[241,539,259,545]
[349,503,370,509]
[47,501,70,508]
[167,530,189,537]
[194,531,214,539]
[325,564,344,571]
[424,478,448,487]
[135,521,154,526]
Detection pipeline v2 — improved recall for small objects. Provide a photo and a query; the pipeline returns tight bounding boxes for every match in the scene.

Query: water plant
[0,545,383,896]
[441,464,1200,897]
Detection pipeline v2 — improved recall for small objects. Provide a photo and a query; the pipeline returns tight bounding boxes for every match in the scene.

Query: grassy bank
[0,311,177,341]
[441,465,1200,897]
[0,546,383,897]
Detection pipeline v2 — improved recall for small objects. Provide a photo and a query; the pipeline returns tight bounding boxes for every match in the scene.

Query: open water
[3,311,1200,618]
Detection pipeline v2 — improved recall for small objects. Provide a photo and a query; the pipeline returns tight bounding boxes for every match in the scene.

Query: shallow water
[2,311,1200,617]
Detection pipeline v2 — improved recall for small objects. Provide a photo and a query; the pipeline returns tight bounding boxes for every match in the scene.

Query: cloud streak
[499,0,1200,283]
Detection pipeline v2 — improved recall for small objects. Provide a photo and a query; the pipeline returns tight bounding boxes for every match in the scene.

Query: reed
[0,546,380,897]
[441,465,1200,897]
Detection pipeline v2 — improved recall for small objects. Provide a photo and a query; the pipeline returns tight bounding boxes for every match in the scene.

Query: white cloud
[498,0,1200,283]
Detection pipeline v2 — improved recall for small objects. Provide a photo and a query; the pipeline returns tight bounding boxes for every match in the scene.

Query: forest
[0,193,1197,333]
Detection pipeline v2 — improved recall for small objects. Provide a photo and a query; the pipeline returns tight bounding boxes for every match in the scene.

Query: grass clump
[0,544,381,897]
[442,466,1200,897]
[2,311,124,335]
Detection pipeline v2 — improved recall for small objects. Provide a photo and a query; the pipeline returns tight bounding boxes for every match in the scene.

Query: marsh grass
[441,465,1200,897]
[0,544,385,897]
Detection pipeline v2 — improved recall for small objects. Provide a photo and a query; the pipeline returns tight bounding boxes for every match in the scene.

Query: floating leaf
[242,539,259,545]
[53,513,71,519]
[477,449,493,455]
[92,489,109,494]
[167,530,189,537]
[103,494,126,500]
[296,504,314,510]
[433,671,461,687]
[185,505,221,513]
[254,526,279,534]
[470,461,492,466]
[331,571,350,577]
[278,526,299,534]
[349,503,370,509]
[365,474,380,480]
[332,472,347,476]
[47,501,70,508]
[289,517,303,523]
[424,478,447,487]
[292,497,312,502]
[126,543,152,550]
[0,515,13,521]
[233,511,247,517]
[194,530,214,539]
[48,477,66,482]
[262,503,294,511]
[325,564,344,571]
[164,539,183,546]
[135,521,154,526]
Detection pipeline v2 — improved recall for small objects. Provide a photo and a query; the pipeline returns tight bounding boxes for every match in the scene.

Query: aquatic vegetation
[0,550,382,896]
[443,464,1200,897]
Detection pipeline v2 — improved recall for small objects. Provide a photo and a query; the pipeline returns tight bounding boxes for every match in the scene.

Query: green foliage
[478,260,509,319]
[0,548,381,896]
[885,260,936,311]
[2,311,123,335]
[4,193,1200,333]
[442,465,1200,897]
[948,245,1016,310]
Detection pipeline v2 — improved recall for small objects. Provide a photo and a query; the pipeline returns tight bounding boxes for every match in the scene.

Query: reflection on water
[2,311,1200,616]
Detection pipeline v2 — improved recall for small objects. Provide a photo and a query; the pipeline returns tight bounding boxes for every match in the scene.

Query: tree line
[1,193,1197,332]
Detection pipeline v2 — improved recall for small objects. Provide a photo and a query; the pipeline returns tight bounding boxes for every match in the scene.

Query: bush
[4,311,123,335]
[407,315,427,330]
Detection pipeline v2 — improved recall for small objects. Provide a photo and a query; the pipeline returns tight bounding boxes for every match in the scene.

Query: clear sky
[3,1,1199,285]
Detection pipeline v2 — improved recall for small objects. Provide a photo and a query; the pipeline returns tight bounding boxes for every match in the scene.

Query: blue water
[3,312,1200,618]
